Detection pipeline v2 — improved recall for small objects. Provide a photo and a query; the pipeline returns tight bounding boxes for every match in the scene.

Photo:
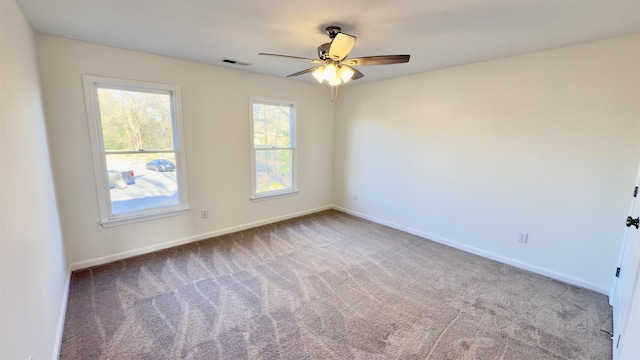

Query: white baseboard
[69,203,610,295]
[70,203,608,294]
[53,267,72,359]
[333,206,609,295]
[69,205,333,271]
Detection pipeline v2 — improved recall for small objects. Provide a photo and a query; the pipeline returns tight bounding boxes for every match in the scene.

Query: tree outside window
[84,76,189,226]
[251,98,296,198]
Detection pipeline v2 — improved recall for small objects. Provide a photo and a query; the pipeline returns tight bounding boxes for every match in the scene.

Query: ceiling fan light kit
[311,63,356,86]
[259,26,410,101]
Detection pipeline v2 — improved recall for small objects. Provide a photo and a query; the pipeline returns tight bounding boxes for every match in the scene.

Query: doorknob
[626,216,639,229]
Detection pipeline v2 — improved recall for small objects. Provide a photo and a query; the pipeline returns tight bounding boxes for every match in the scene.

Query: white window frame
[250,96,298,200]
[83,75,190,227]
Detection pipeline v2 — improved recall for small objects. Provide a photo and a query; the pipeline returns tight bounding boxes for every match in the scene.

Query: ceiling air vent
[221,59,252,66]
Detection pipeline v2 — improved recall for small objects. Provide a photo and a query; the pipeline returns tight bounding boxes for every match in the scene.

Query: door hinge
[634,186,638,197]
[616,267,621,277]
[600,329,614,337]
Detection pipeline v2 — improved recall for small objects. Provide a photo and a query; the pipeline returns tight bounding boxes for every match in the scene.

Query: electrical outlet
[518,232,528,244]
[201,209,208,219]
[353,193,359,201]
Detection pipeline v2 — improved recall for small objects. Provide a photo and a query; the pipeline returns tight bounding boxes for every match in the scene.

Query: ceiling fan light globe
[312,68,325,83]
[338,66,355,83]
[323,64,337,81]
[329,77,342,86]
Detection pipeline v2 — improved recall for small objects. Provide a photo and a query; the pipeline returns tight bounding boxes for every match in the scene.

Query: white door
[611,172,640,359]
[617,273,640,360]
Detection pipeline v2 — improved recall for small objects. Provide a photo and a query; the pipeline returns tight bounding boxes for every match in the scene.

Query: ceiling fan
[259,26,410,87]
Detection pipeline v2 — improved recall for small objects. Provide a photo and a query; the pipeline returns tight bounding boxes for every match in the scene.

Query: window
[83,75,189,226]
[250,98,297,199]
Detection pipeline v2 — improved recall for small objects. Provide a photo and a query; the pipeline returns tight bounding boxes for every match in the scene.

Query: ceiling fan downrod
[325,26,342,39]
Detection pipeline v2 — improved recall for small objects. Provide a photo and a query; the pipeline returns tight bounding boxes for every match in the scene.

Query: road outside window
[84,76,189,226]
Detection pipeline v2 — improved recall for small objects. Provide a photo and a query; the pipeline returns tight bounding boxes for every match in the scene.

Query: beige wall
[334,35,640,293]
[0,0,68,358]
[35,35,335,268]
[36,33,640,291]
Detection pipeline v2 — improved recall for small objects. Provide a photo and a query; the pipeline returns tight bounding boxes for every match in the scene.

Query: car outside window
[83,75,189,226]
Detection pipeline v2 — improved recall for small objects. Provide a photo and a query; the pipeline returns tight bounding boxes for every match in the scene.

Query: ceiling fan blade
[259,53,324,64]
[342,55,410,66]
[343,65,364,80]
[329,33,356,61]
[286,66,323,78]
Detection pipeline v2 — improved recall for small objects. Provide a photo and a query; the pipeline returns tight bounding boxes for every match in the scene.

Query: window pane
[253,103,291,148]
[255,149,292,193]
[97,88,174,151]
[106,153,179,215]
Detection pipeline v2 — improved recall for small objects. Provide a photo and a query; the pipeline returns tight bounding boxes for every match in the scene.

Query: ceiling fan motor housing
[317,43,332,60]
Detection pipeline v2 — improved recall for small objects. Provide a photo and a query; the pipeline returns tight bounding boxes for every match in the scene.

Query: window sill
[100,208,190,228]
[250,190,299,202]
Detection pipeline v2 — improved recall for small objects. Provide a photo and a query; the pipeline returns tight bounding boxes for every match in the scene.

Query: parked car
[146,159,175,172]
[108,170,135,189]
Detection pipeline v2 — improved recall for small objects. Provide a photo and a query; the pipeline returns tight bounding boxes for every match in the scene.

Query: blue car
[146,159,175,172]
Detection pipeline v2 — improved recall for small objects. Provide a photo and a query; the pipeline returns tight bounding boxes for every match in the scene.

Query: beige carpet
[60,210,612,359]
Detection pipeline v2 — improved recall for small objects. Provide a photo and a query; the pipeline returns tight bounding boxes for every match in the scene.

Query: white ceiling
[16,0,640,85]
